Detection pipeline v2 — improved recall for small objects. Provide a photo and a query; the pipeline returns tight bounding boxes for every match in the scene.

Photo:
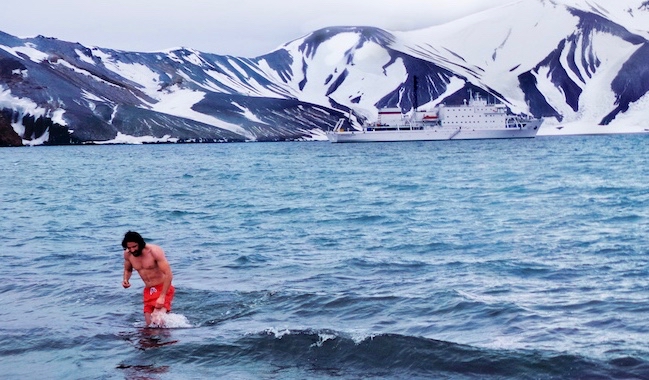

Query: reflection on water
[116,363,170,379]
[117,329,177,379]
[119,328,179,351]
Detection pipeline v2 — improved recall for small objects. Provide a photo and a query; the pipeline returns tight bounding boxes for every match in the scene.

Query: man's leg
[151,307,167,326]
[144,312,152,326]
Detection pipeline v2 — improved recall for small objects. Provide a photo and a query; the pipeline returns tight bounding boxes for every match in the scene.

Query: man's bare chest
[130,257,157,271]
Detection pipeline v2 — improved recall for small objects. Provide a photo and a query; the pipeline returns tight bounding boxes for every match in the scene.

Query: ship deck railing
[364,124,425,132]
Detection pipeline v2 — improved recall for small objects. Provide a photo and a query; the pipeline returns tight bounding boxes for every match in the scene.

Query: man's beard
[131,249,143,257]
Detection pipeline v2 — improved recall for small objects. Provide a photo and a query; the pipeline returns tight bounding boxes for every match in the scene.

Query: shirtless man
[121,231,175,326]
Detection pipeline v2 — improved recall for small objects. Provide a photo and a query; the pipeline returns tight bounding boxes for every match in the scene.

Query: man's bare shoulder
[146,244,167,259]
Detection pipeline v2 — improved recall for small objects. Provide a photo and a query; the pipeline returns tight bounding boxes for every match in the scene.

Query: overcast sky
[3,0,514,57]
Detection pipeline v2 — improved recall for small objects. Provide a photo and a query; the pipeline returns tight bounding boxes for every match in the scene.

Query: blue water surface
[1,135,649,379]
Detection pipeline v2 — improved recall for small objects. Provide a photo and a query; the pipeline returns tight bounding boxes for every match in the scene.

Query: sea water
[1,135,649,379]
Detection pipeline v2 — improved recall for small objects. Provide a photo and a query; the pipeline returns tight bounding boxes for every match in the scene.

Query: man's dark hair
[122,231,146,249]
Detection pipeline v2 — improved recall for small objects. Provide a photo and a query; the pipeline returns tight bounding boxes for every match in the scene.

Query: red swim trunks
[142,284,175,314]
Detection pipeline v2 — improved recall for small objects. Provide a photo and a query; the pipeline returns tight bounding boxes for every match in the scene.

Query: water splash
[150,312,193,328]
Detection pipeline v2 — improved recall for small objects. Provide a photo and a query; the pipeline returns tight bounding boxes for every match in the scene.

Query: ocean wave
[120,329,649,379]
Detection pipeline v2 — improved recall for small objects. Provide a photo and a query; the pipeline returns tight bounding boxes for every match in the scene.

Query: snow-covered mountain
[1,0,648,146]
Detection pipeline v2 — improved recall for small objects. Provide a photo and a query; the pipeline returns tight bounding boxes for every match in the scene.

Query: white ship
[326,93,542,143]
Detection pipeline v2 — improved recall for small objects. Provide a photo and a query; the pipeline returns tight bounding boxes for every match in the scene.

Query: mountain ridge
[1,0,648,145]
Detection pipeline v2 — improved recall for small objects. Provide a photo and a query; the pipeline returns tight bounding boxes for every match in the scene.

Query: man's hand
[122,279,131,288]
[155,295,166,309]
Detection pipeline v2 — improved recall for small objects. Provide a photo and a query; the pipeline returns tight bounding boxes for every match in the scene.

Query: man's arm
[152,246,173,309]
[122,251,133,288]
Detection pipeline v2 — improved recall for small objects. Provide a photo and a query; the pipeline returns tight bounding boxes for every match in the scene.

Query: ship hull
[326,122,541,143]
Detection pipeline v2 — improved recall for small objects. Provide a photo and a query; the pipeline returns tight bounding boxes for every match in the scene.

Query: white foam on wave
[264,327,291,338]
[150,312,193,328]
[310,332,337,348]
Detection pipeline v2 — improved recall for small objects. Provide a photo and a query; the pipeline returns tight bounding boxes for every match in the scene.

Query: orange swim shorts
[142,284,175,314]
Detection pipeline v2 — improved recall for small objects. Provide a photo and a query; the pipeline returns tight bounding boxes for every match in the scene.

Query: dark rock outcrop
[0,109,22,147]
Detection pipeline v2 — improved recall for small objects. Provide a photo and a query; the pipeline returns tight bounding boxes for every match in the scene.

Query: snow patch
[15,43,49,63]
[50,108,67,126]
[538,120,649,136]
[21,128,49,146]
[54,59,120,88]
[0,86,46,119]
[226,57,251,79]
[165,50,186,64]
[0,43,49,62]
[232,102,264,123]
[94,132,179,145]
[150,87,255,139]
[11,68,28,78]
[183,51,203,66]
[299,127,328,141]
[90,48,113,61]
[1,86,66,144]
[540,89,649,136]
[74,49,95,65]
[101,60,161,94]
[607,92,649,129]
[81,90,105,102]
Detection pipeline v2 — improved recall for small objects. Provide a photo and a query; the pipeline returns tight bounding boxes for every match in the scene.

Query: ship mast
[413,76,419,112]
